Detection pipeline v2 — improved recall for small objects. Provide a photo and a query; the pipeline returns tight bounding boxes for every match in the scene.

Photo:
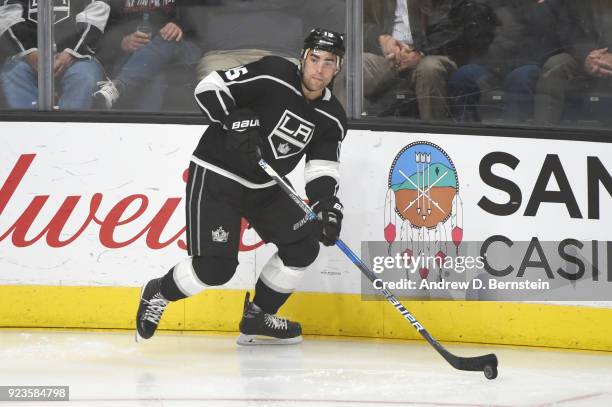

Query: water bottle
[136,13,153,38]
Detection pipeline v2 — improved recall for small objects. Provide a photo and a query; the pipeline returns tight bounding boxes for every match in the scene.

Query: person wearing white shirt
[334,0,460,120]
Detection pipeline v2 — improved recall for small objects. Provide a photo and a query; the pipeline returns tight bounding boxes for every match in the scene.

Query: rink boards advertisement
[1,122,612,349]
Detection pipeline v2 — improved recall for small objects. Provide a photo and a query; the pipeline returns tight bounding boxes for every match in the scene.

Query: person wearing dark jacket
[535,0,612,124]
[335,0,463,120]
[0,0,110,110]
[448,0,564,123]
[93,0,201,111]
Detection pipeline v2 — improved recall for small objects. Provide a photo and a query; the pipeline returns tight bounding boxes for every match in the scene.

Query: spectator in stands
[335,0,463,120]
[448,0,564,123]
[535,0,612,124]
[0,0,109,110]
[93,0,201,111]
[189,0,344,81]
[191,0,302,80]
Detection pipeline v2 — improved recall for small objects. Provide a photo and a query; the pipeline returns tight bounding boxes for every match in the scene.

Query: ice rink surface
[0,330,611,407]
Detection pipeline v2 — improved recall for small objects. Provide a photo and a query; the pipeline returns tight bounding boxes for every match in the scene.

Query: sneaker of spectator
[93,80,121,110]
[94,0,202,112]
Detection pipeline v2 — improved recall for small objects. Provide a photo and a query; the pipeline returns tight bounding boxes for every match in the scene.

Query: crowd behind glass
[0,0,611,130]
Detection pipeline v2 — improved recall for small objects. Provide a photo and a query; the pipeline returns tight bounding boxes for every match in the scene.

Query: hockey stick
[256,156,499,380]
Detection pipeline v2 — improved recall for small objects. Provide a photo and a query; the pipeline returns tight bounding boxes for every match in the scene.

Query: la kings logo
[268,110,315,159]
[28,0,70,24]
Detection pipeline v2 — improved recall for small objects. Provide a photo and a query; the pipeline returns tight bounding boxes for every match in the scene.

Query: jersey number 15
[225,66,248,80]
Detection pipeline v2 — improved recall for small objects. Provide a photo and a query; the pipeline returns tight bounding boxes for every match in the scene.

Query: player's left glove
[312,197,343,246]
[224,108,263,161]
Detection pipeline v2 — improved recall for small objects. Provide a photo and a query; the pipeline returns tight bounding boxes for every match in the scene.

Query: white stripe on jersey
[323,88,332,101]
[188,165,199,252]
[0,3,24,38]
[305,159,340,184]
[314,108,345,141]
[193,98,223,125]
[216,90,229,116]
[73,24,91,55]
[195,167,206,255]
[75,1,111,32]
[194,72,236,125]
[7,28,26,53]
[195,72,236,104]
[190,156,277,189]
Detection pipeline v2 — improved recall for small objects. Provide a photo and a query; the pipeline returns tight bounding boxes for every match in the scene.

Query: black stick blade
[445,351,498,379]
[434,341,498,372]
[455,353,497,371]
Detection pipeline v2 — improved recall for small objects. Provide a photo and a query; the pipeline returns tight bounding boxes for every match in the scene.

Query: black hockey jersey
[193,56,347,203]
[0,0,110,59]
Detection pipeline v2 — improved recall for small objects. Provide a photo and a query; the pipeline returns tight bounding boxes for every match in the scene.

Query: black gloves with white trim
[224,109,263,162]
[312,196,343,246]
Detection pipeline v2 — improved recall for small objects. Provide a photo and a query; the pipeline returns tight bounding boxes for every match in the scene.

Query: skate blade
[236,334,303,346]
[135,283,147,344]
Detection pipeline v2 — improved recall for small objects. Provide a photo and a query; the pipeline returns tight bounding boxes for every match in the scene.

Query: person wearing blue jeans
[93,1,201,111]
[447,0,564,124]
[0,56,103,110]
[448,63,540,122]
[0,0,110,110]
[95,35,201,111]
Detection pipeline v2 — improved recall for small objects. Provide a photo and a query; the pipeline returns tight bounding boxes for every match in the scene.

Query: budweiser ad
[0,123,264,287]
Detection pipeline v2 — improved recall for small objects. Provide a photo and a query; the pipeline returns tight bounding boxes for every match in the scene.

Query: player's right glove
[312,197,343,246]
[224,109,263,160]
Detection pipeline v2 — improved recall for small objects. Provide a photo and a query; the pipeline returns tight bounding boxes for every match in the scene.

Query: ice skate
[237,292,302,345]
[93,80,120,109]
[135,278,169,342]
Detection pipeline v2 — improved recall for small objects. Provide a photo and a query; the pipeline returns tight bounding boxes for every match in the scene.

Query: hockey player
[135,28,347,345]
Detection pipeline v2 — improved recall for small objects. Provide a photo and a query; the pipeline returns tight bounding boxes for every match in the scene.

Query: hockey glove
[224,109,263,160]
[312,197,343,246]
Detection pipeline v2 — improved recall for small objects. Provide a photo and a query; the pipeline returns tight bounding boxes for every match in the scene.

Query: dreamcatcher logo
[384,142,464,280]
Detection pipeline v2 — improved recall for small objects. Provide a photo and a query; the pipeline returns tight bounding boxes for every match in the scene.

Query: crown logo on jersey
[211,226,229,243]
[277,143,291,155]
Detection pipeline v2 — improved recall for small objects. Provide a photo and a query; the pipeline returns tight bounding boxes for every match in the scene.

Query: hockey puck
[483,364,498,380]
